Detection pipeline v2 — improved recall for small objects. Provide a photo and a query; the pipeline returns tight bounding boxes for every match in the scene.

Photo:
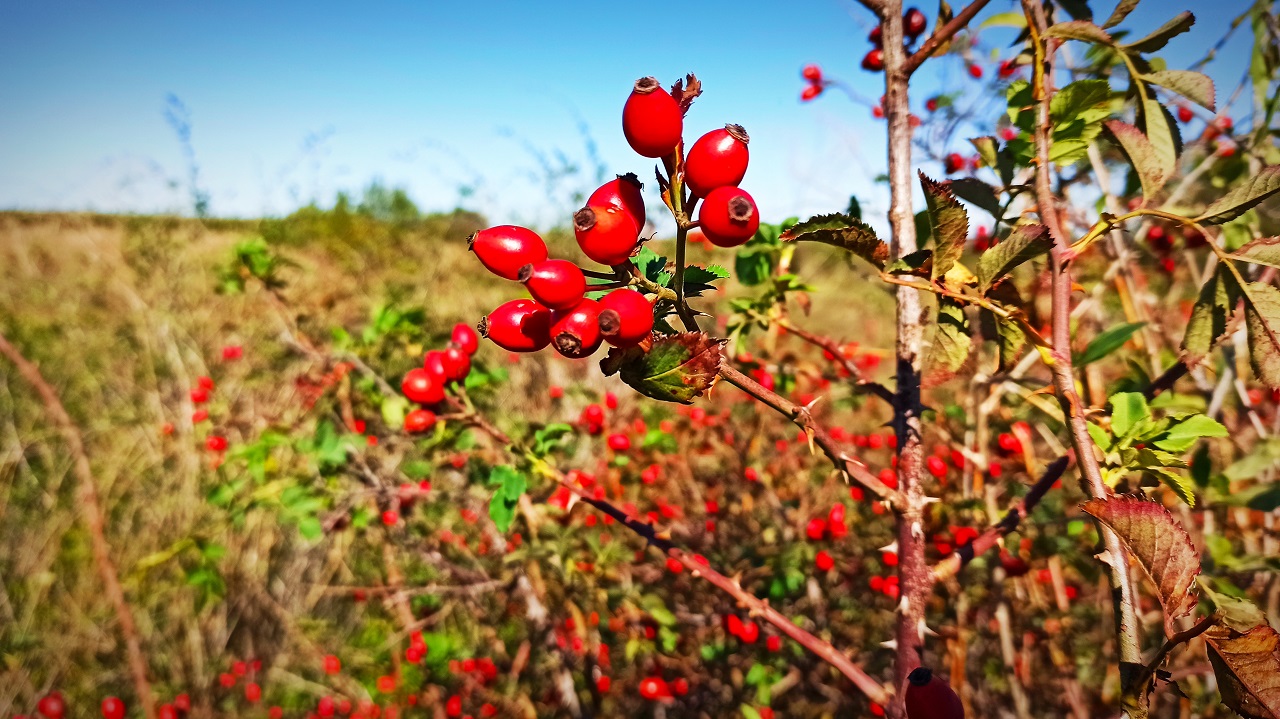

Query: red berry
[424,350,449,382]
[597,289,654,348]
[905,667,966,719]
[323,654,341,674]
[672,678,689,695]
[639,677,671,701]
[815,550,835,571]
[206,435,228,452]
[446,695,462,717]
[451,322,480,355]
[927,455,947,478]
[806,517,827,541]
[744,467,759,482]
[665,557,683,573]
[319,696,336,717]
[999,58,1017,78]
[192,408,208,423]
[802,64,823,81]
[873,105,885,118]
[404,408,436,434]
[967,63,983,79]
[739,621,760,643]
[376,675,396,693]
[198,375,214,391]
[574,205,640,266]
[944,152,965,174]
[158,705,178,719]
[401,367,445,405]
[926,97,939,112]
[191,386,209,404]
[597,676,612,692]
[219,672,236,687]
[550,298,604,359]
[862,48,884,72]
[697,186,760,247]
[441,346,472,382]
[766,635,783,652]
[101,697,125,719]
[480,299,553,353]
[904,7,927,36]
[245,683,261,703]
[801,84,823,102]
[622,77,683,158]
[607,432,631,451]
[869,25,883,46]
[174,694,190,712]
[997,432,1022,454]
[269,708,283,719]
[520,259,587,310]
[1000,126,1018,141]
[587,173,646,231]
[469,225,548,280]
[684,124,750,198]
[222,344,243,360]
[382,510,399,526]
[583,404,605,424]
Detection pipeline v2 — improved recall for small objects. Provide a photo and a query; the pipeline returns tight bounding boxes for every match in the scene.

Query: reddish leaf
[1080,497,1200,625]
[601,332,723,405]
[1207,622,1280,719]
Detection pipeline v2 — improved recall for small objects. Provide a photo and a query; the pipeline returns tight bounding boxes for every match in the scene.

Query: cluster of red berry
[399,322,478,429]
[468,76,759,358]
[861,7,928,72]
[799,63,824,101]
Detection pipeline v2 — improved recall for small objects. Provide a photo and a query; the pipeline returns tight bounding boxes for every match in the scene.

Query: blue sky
[0,0,1259,232]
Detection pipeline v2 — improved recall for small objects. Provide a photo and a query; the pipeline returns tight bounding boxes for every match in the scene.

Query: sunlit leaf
[781,213,887,269]
[924,297,971,387]
[977,223,1050,291]
[1102,0,1140,29]
[1077,321,1146,367]
[1243,281,1280,388]
[1182,265,1240,363]
[1207,622,1280,719]
[1081,496,1200,623]
[919,173,969,280]
[1143,70,1215,111]
[603,332,724,405]
[1045,20,1115,45]
[1105,120,1170,200]
[1197,166,1280,225]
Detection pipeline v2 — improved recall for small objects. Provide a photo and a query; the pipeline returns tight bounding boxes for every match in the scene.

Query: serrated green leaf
[1076,321,1146,367]
[1045,20,1115,45]
[1105,120,1171,200]
[488,465,527,533]
[1224,438,1280,482]
[1153,414,1228,453]
[1231,237,1280,270]
[604,332,724,404]
[1182,265,1240,363]
[780,213,887,268]
[1197,166,1280,226]
[1143,70,1215,111]
[1110,392,1150,437]
[1088,421,1113,451]
[1150,468,1197,506]
[976,223,1050,291]
[925,297,971,386]
[920,173,969,280]
[1102,0,1140,29]
[1123,11,1195,53]
[1242,281,1280,388]
[1138,96,1177,183]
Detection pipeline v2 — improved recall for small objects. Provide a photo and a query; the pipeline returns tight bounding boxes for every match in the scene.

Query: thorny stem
[0,331,158,719]
[1023,1,1145,714]
[879,274,1051,352]
[1134,615,1215,689]
[716,364,903,505]
[875,0,931,713]
[452,398,892,706]
[740,308,897,406]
